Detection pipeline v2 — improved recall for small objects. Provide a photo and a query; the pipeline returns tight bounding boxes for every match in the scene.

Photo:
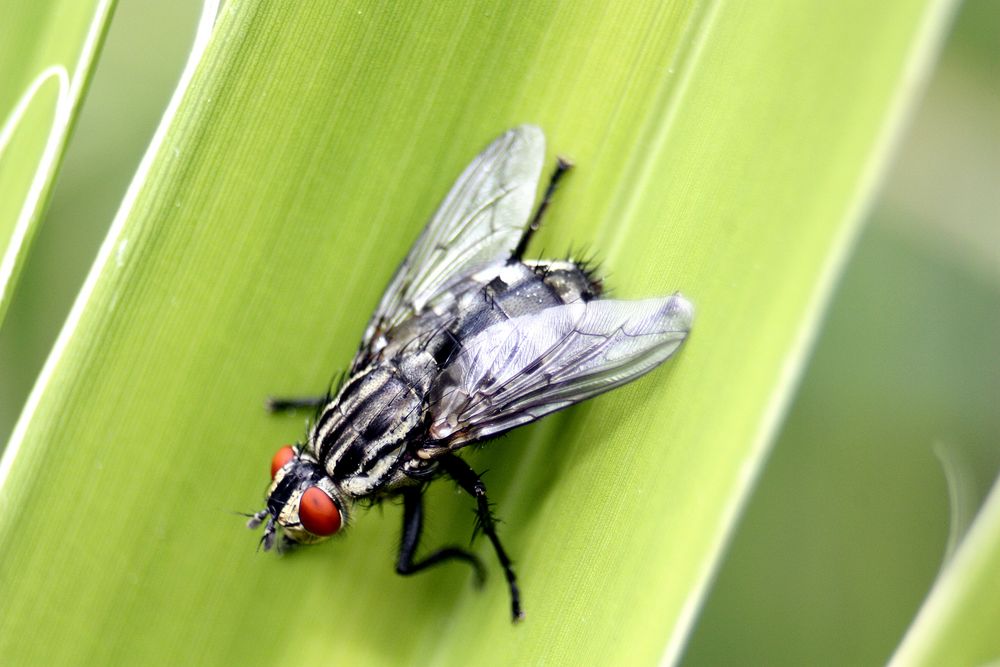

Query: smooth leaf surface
[889,472,1000,666]
[0,0,115,322]
[684,219,1000,665]
[0,1,951,664]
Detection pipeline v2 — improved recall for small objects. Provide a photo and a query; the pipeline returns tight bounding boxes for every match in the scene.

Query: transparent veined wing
[425,294,694,450]
[354,126,546,371]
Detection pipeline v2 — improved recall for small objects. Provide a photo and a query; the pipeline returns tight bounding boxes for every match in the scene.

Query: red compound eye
[270,445,295,479]
[299,486,342,536]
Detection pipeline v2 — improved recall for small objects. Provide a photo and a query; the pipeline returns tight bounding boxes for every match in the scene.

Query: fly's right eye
[299,486,342,536]
[270,445,295,479]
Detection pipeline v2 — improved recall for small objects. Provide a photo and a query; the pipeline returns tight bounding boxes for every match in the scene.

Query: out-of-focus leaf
[890,473,1000,666]
[0,0,116,322]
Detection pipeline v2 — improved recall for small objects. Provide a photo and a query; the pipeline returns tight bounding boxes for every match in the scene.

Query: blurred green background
[1,1,996,664]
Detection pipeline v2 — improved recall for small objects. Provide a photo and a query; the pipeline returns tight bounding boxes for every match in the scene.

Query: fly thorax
[313,365,425,496]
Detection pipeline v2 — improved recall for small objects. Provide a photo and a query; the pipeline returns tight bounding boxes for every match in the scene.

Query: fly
[247,126,693,621]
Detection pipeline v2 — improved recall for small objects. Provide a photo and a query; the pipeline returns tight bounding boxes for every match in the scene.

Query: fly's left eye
[270,445,295,479]
[299,486,342,536]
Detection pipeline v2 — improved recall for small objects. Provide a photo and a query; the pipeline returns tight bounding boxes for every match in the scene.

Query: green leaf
[890,473,1000,666]
[683,218,1000,665]
[0,1,953,664]
[0,0,116,322]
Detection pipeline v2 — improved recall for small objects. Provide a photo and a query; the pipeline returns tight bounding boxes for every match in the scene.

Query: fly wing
[427,294,694,448]
[353,126,545,370]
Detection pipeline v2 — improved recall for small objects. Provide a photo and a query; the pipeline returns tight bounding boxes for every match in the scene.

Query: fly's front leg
[439,454,524,622]
[265,396,328,413]
[396,487,486,584]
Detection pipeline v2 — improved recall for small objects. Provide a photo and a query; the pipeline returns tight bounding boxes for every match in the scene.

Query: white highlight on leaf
[889,472,1000,666]
[0,0,222,488]
[0,66,69,155]
[0,0,117,312]
[116,238,129,267]
[933,441,978,568]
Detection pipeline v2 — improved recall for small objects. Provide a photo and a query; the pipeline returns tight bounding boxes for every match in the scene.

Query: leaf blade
[0,0,116,322]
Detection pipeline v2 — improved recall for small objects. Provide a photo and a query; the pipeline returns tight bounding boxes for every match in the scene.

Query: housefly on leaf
[247,126,693,621]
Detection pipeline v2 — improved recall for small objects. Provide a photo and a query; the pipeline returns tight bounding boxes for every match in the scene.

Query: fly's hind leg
[510,157,573,262]
[439,454,524,622]
[396,486,486,585]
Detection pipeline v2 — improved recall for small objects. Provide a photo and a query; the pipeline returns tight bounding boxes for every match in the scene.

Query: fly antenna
[259,517,277,551]
[244,509,269,530]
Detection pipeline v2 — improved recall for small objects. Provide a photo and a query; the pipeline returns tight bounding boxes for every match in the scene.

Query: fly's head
[247,445,349,550]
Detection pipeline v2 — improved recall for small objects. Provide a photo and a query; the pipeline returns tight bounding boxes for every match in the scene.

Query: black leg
[510,157,573,262]
[440,454,523,622]
[265,396,328,413]
[396,487,486,585]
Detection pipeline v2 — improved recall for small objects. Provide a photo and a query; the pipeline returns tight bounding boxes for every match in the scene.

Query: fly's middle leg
[396,486,486,584]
